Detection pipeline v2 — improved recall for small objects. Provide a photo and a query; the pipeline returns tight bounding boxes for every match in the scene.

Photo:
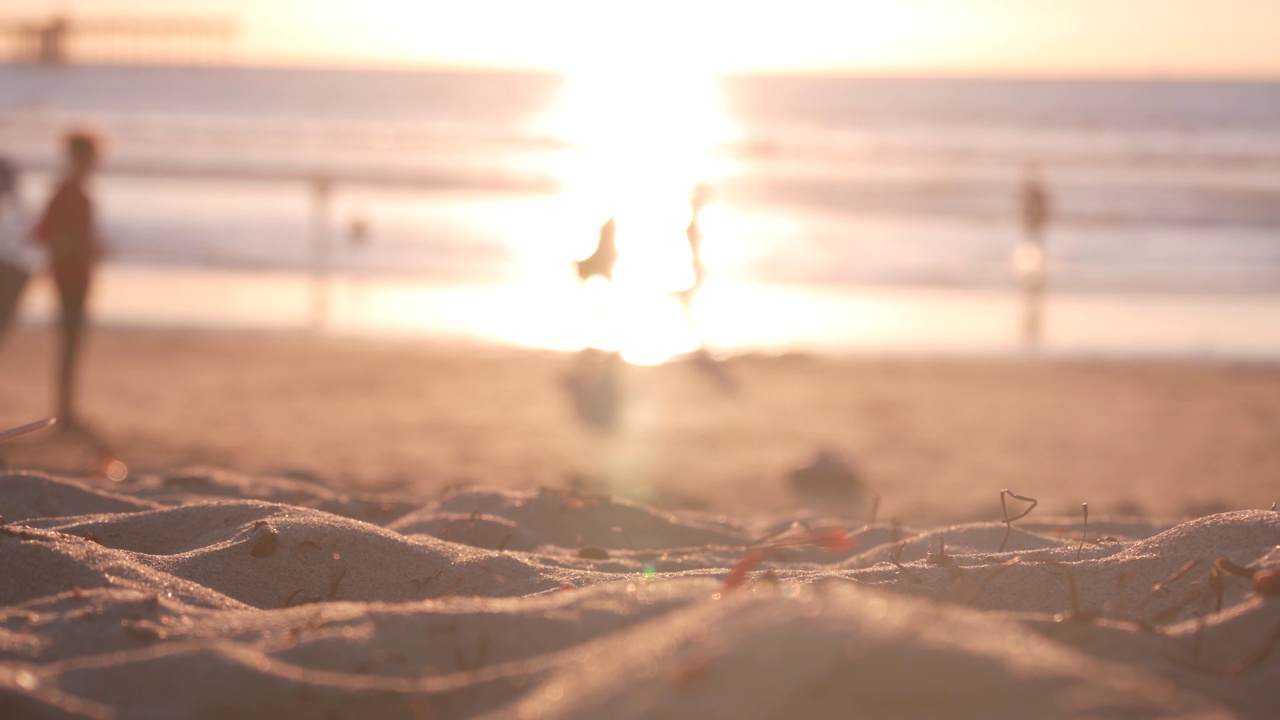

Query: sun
[533,32,736,364]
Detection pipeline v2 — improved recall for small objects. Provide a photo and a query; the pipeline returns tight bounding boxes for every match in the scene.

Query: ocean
[2,64,1279,360]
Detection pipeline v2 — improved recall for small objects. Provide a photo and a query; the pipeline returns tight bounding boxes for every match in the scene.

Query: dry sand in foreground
[0,470,1278,719]
[2,326,1280,523]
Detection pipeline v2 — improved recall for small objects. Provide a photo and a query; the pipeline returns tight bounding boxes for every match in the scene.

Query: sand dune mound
[434,488,753,551]
[0,526,243,611]
[123,467,419,526]
[23,507,589,609]
[390,510,536,552]
[850,522,1074,567]
[0,473,160,523]
[22,501,285,555]
[1110,510,1280,566]
[494,582,1234,720]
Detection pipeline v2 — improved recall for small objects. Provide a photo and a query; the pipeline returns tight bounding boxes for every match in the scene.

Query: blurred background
[2,0,1278,359]
[1,1,1278,519]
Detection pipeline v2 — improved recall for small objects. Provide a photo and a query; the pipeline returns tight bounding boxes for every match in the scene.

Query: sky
[10,0,1280,78]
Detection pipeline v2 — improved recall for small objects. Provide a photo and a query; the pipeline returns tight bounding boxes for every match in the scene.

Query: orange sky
[14,0,1280,78]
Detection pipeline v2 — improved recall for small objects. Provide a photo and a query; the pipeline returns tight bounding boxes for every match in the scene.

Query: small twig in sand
[722,549,765,591]
[1075,503,1089,561]
[927,535,966,589]
[283,589,313,607]
[998,489,1039,553]
[926,536,952,566]
[723,528,854,592]
[1209,565,1228,614]
[1205,557,1278,597]
[1212,557,1255,579]
[0,417,57,443]
[752,521,806,546]
[1138,559,1204,622]
[889,542,922,584]
[407,569,445,591]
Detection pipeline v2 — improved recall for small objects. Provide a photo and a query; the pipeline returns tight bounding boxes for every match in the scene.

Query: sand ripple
[2,470,1277,719]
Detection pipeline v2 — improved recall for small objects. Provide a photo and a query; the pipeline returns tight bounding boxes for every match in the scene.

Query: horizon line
[4,58,1280,84]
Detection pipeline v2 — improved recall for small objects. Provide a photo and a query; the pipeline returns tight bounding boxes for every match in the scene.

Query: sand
[2,326,1279,523]
[0,469,1276,719]
[1,326,1279,717]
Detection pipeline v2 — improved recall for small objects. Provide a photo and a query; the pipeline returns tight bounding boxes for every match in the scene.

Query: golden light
[533,19,736,364]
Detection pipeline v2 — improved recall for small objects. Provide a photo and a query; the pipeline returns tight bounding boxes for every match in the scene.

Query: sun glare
[535,37,734,364]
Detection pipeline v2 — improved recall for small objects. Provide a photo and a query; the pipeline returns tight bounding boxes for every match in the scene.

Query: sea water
[2,64,1279,359]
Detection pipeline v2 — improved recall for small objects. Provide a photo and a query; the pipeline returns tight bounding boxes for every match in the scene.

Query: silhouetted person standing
[576,216,618,283]
[33,132,102,429]
[1016,163,1051,345]
[0,158,31,344]
[676,184,712,311]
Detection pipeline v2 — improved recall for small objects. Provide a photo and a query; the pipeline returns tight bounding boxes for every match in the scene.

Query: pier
[0,15,235,66]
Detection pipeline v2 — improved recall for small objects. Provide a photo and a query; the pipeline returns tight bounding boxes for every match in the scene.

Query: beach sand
[2,325,1279,718]
[0,470,1276,719]
[2,326,1279,522]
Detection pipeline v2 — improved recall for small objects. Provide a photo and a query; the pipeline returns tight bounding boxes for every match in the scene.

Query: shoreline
[13,265,1280,362]
[12,315,1280,367]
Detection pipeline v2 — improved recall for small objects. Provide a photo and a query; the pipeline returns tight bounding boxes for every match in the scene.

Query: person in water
[32,131,104,429]
[576,216,618,283]
[676,183,712,311]
[1020,163,1050,252]
[1015,163,1052,345]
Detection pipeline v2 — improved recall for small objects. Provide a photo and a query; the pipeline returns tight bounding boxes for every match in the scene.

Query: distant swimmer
[1015,163,1051,345]
[676,183,712,310]
[575,216,618,283]
[1020,162,1050,250]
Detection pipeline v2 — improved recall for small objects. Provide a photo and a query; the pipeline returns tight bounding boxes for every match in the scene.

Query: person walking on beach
[32,131,103,430]
[0,158,33,345]
[1016,163,1051,344]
